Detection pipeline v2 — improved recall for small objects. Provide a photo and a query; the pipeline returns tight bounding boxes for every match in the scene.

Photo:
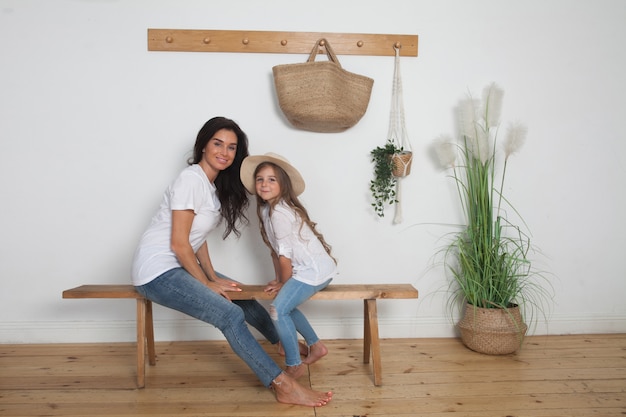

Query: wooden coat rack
[147,29,418,57]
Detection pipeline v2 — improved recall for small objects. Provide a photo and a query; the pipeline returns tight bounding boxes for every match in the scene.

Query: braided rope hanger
[388,45,413,224]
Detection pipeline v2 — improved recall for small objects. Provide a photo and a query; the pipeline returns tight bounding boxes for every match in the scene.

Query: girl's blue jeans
[135,267,282,387]
[270,277,332,367]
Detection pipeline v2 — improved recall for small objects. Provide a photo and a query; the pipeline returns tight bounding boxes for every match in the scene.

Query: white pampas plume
[458,98,480,139]
[465,128,491,164]
[434,135,457,168]
[503,122,527,159]
[482,83,504,128]
[475,127,492,164]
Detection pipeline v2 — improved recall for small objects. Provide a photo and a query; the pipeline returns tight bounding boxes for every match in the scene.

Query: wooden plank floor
[1,334,625,416]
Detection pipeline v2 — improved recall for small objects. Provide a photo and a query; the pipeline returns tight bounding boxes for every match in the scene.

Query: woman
[131,117,332,407]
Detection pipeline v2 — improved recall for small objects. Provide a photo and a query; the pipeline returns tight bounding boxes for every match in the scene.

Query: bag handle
[307,38,342,67]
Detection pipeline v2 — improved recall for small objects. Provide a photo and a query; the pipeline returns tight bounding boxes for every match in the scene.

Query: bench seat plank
[63,285,143,299]
[63,284,418,300]
[233,283,418,300]
[62,283,418,388]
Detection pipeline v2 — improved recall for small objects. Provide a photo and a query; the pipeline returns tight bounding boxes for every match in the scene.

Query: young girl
[241,152,338,379]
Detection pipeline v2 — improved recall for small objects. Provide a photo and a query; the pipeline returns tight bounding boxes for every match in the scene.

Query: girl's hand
[264,280,283,294]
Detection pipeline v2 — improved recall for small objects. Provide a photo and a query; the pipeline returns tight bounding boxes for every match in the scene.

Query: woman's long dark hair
[188,117,249,238]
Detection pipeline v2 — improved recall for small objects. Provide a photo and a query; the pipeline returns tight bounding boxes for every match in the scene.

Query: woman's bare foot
[302,341,328,365]
[271,372,332,407]
[277,341,309,357]
[284,363,307,379]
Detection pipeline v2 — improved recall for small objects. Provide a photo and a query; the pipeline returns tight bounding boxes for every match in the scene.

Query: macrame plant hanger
[388,45,413,224]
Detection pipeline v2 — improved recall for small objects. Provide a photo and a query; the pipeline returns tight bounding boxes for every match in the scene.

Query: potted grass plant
[433,83,551,354]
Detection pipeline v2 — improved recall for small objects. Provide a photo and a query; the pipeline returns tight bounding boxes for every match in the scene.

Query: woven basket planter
[457,303,527,355]
[391,151,413,177]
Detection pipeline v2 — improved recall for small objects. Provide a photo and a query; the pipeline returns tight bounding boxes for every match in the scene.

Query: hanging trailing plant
[370,141,403,217]
[369,46,413,221]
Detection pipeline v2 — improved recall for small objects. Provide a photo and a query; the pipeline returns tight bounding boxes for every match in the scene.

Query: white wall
[1,0,625,344]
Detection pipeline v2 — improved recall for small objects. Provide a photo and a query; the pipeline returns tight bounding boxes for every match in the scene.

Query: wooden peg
[165,36,173,43]
[319,39,326,46]
[242,38,249,45]
[394,42,402,49]
[203,37,211,44]
[357,41,364,47]
[281,39,287,46]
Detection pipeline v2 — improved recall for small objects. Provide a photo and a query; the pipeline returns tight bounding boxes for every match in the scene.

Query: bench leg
[136,299,146,389]
[137,298,146,388]
[363,299,383,386]
[363,300,371,363]
[145,300,156,366]
[136,298,156,389]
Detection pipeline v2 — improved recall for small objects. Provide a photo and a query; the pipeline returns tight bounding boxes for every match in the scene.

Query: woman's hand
[213,276,241,291]
[204,279,242,301]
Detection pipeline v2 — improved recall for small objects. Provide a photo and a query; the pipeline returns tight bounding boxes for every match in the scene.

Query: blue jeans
[135,267,282,387]
[270,278,332,367]
[214,271,279,344]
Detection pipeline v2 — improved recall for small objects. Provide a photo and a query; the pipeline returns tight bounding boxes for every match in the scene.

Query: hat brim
[240,153,305,196]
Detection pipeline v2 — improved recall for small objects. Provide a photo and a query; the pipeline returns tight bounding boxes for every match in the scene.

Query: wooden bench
[62,283,418,388]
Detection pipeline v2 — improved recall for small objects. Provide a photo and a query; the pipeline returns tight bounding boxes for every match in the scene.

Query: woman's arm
[195,241,218,281]
[196,241,241,291]
[170,210,237,299]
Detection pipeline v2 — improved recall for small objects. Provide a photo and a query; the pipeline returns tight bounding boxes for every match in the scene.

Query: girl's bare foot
[271,372,332,407]
[302,341,328,365]
[284,363,307,379]
[277,341,309,357]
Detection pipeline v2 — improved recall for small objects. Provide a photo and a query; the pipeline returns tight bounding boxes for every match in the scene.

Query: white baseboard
[1,314,625,344]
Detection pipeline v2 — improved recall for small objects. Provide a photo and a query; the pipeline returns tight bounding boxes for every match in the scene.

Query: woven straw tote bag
[272,38,374,133]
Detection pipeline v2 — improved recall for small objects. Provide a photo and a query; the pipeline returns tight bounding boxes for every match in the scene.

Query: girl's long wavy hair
[188,117,249,238]
[253,162,336,264]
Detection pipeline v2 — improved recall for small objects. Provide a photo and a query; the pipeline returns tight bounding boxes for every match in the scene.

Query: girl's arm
[276,254,293,282]
[265,250,293,294]
[270,251,281,281]
[170,210,237,299]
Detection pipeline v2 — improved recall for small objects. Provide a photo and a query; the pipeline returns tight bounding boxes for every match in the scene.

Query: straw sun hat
[240,152,305,196]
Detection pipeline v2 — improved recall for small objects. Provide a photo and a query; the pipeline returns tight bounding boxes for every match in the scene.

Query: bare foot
[271,372,332,407]
[302,341,328,365]
[277,341,309,357]
[284,363,307,379]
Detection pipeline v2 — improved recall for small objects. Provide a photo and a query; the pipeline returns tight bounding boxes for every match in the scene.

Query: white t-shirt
[131,164,221,286]
[261,200,337,286]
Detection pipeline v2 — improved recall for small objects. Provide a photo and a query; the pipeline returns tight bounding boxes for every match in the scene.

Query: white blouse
[261,200,337,286]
